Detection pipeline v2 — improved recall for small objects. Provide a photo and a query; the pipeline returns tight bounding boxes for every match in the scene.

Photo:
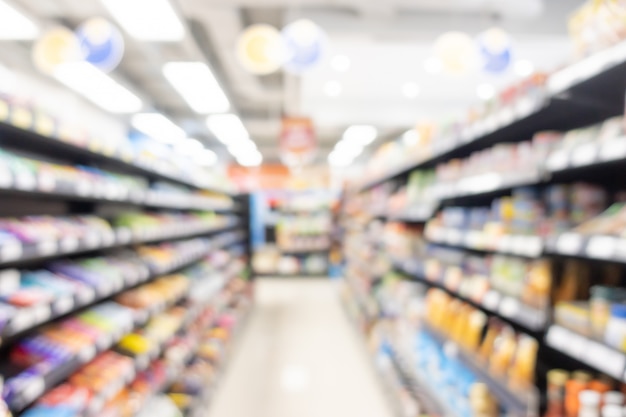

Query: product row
[0,94,233,194]
[253,246,329,276]
[0,232,244,341]
[0,148,235,210]
[8,256,251,417]
[0,212,238,265]
[365,114,626,220]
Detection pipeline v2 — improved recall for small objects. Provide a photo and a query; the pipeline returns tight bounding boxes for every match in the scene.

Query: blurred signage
[280,117,316,165]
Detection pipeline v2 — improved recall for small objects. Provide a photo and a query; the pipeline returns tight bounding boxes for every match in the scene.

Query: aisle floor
[206,278,396,417]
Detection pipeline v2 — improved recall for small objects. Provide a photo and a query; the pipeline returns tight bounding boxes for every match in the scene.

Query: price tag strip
[547,325,626,381]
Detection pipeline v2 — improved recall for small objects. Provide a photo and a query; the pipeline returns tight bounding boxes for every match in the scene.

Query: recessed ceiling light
[514,59,534,77]
[237,149,263,167]
[402,129,420,146]
[131,113,185,143]
[163,62,230,113]
[402,82,420,99]
[0,0,38,40]
[330,55,351,72]
[343,125,378,146]
[175,138,204,155]
[423,57,442,74]
[206,114,249,145]
[334,140,364,158]
[54,62,142,113]
[193,148,217,166]
[476,83,496,100]
[324,80,342,97]
[101,0,184,41]
[328,150,354,167]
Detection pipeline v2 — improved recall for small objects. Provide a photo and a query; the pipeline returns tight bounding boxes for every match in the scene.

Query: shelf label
[9,309,36,333]
[556,233,583,255]
[571,143,598,167]
[84,232,100,248]
[21,376,44,405]
[546,150,569,172]
[54,296,74,315]
[16,173,36,190]
[0,167,12,188]
[77,286,96,304]
[584,341,626,379]
[0,241,22,262]
[482,290,501,311]
[446,229,463,245]
[60,237,79,253]
[499,297,521,318]
[523,236,543,257]
[586,236,617,260]
[37,240,57,256]
[79,345,97,363]
[600,138,626,161]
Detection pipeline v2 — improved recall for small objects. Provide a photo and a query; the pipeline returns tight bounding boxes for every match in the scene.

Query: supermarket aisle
[207,278,395,417]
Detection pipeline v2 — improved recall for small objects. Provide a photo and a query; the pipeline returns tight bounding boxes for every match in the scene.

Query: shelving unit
[340,40,626,417]
[0,112,251,416]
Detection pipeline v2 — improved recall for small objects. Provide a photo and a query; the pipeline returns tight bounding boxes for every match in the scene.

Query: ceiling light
[54,62,142,113]
[514,59,534,77]
[343,125,378,146]
[328,151,353,167]
[194,148,217,166]
[175,138,204,155]
[334,140,364,158]
[402,129,420,146]
[132,113,185,143]
[423,57,442,74]
[237,149,263,167]
[206,114,249,145]
[227,139,257,157]
[101,0,184,41]
[324,80,342,97]
[163,62,230,113]
[476,83,496,100]
[402,82,420,99]
[330,55,350,72]
[0,1,38,40]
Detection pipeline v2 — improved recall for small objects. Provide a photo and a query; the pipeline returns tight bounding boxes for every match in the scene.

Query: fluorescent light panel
[343,125,377,146]
[54,62,142,113]
[206,114,250,145]
[0,0,38,40]
[237,150,262,167]
[163,62,230,113]
[175,138,204,155]
[194,148,217,166]
[101,0,184,41]
[132,113,185,143]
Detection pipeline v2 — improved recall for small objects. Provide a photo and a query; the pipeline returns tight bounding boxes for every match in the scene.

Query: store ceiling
[7,0,584,164]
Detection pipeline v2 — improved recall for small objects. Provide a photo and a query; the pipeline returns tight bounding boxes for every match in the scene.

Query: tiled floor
[206,278,396,417]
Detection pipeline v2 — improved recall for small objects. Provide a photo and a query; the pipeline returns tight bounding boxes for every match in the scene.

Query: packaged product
[508,335,539,389]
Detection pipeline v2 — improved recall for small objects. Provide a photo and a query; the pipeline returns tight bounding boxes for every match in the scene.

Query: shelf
[422,323,537,417]
[0,221,240,267]
[546,137,626,175]
[0,233,243,345]
[394,260,548,332]
[546,325,626,381]
[434,169,544,201]
[376,205,437,223]
[0,120,235,196]
[388,345,455,417]
[426,227,544,258]
[278,247,330,255]
[0,175,237,212]
[10,254,240,414]
[355,41,626,194]
[546,232,626,263]
[254,272,328,278]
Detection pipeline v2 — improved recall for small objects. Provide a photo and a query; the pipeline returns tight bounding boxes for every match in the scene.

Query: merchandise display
[5,1,626,416]
[252,191,333,277]
[339,32,626,417]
